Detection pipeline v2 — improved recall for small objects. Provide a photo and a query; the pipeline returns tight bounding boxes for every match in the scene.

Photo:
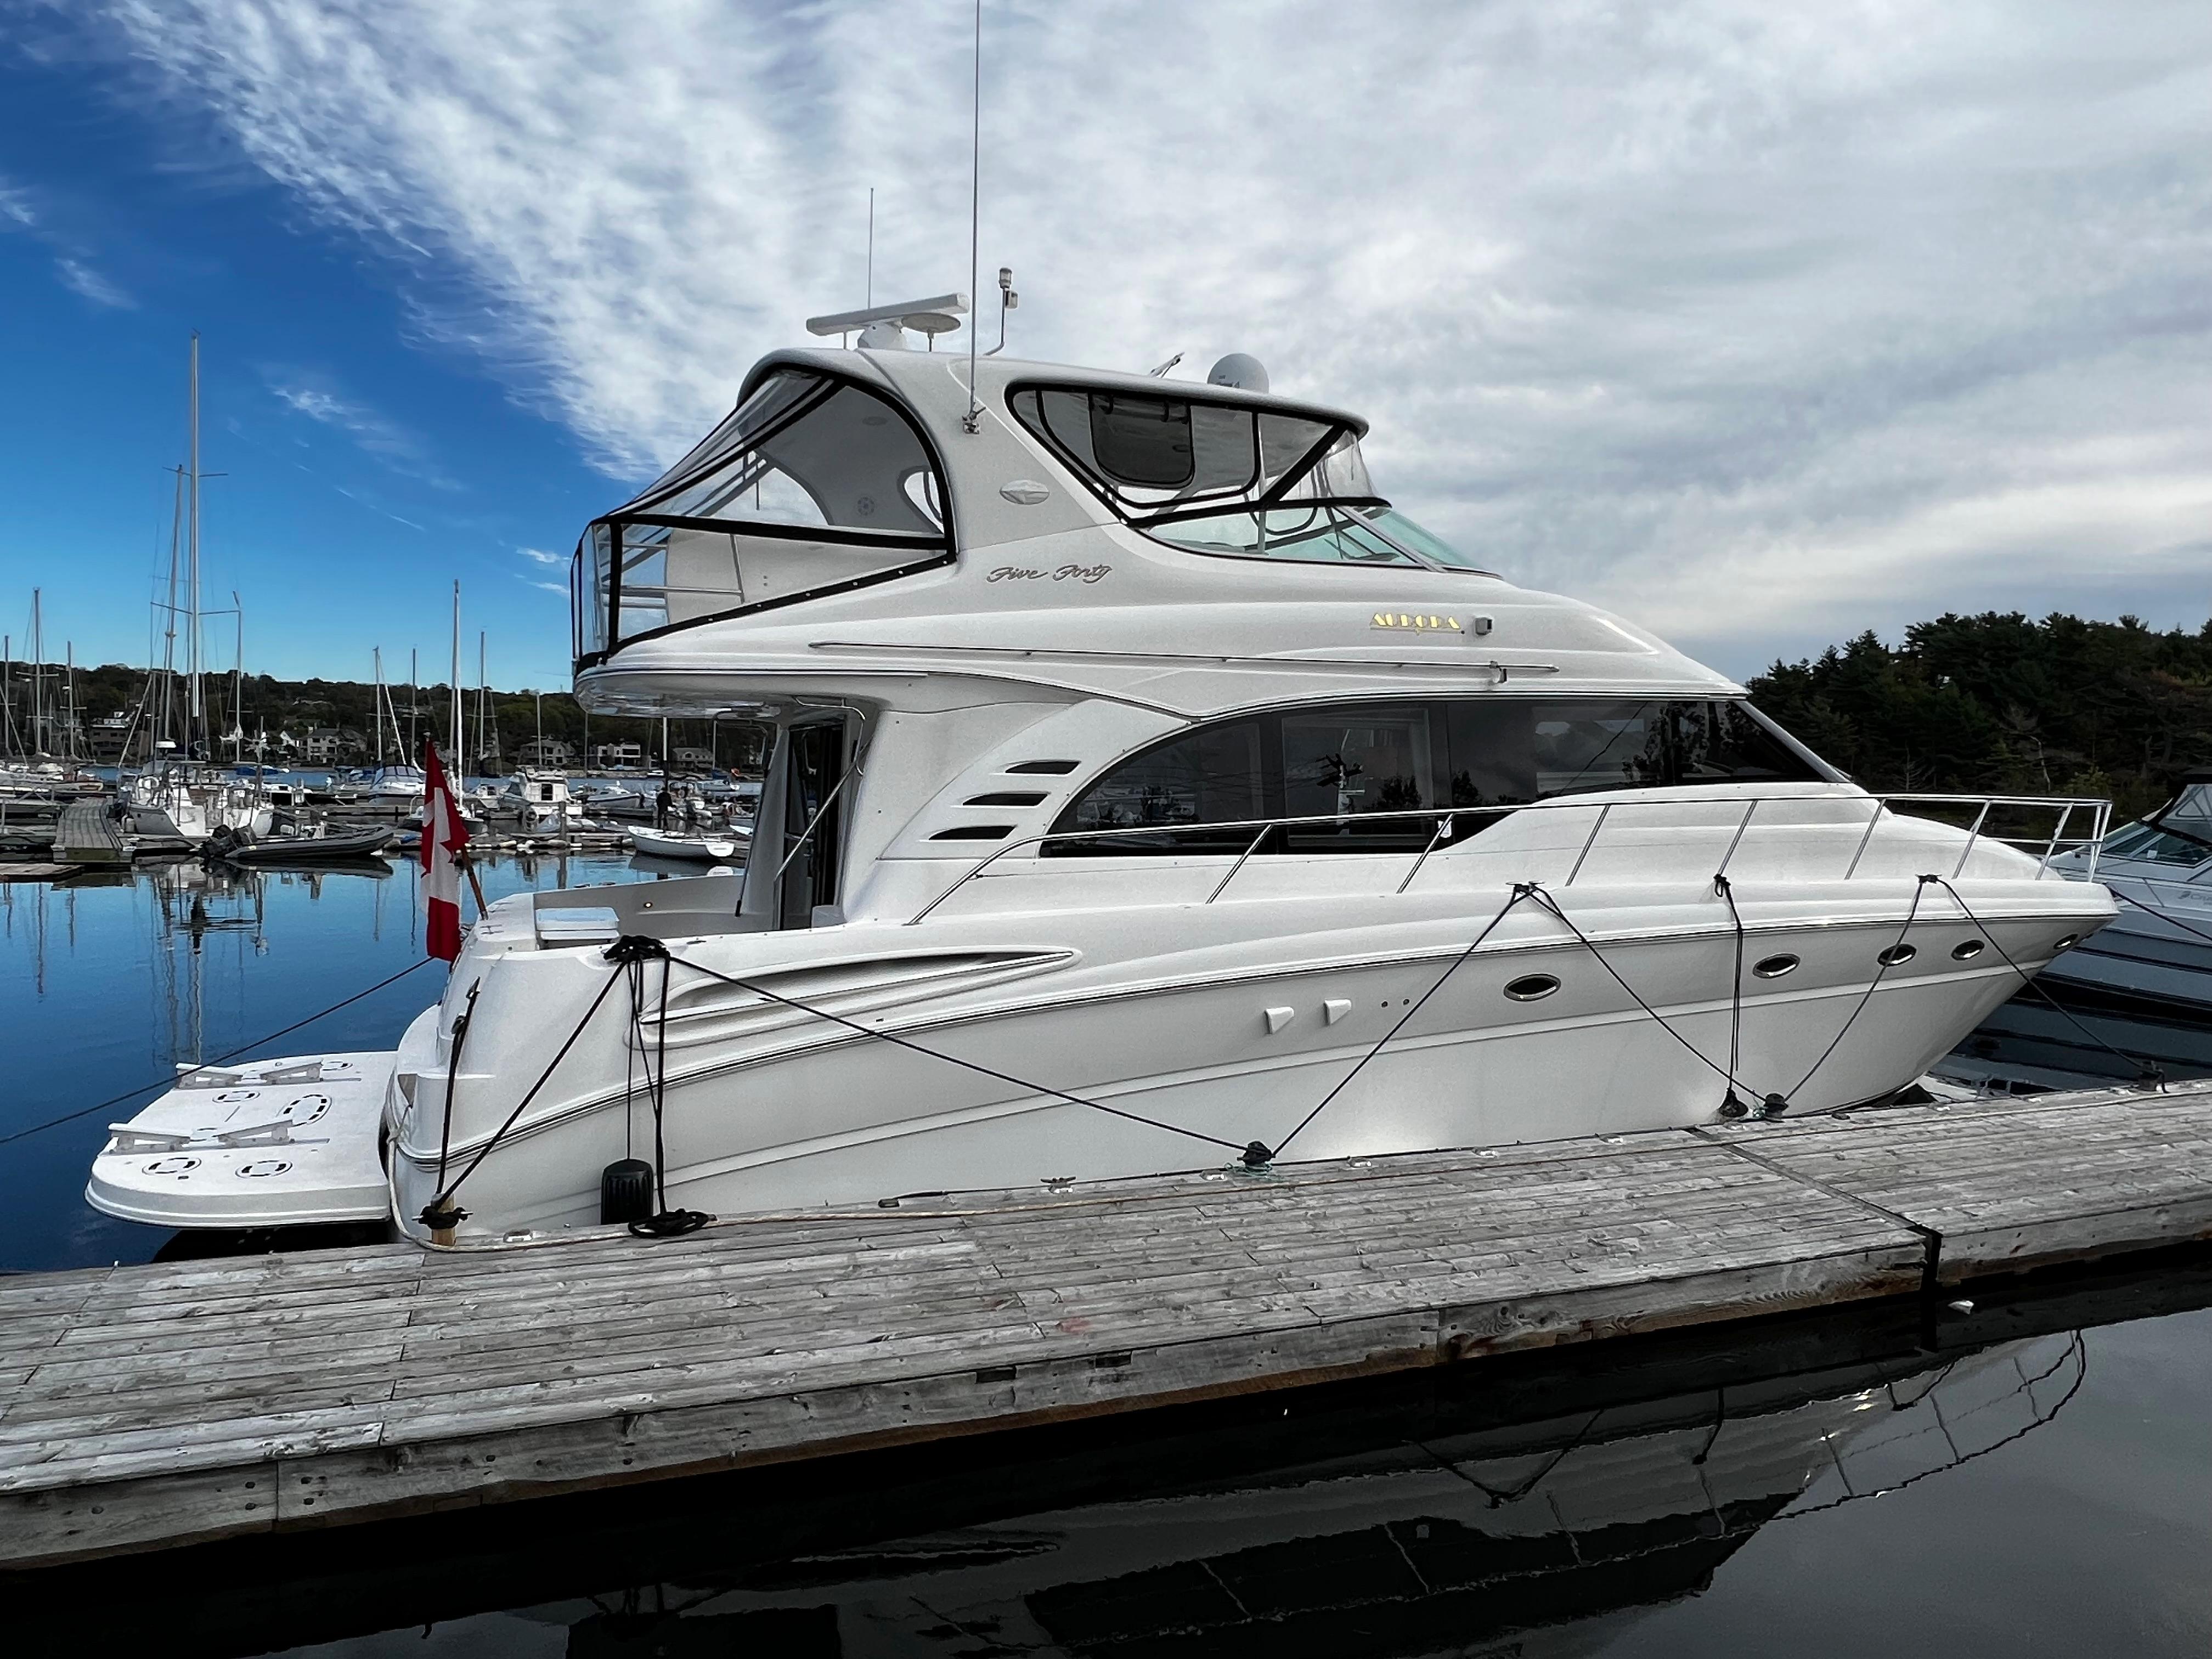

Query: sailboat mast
[233,596,244,761]
[156,466,183,758]
[187,333,203,756]
[31,589,43,757]
[476,630,487,773]
[449,581,462,773]
[373,647,384,767]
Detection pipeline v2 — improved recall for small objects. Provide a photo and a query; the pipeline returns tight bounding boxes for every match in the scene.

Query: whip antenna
[962,0,983,433]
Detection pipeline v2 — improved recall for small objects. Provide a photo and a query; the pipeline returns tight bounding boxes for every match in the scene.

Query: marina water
[2,858,2208,1653]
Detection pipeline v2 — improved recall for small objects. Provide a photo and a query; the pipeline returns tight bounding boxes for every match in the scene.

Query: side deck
[4,1080,2210,1568]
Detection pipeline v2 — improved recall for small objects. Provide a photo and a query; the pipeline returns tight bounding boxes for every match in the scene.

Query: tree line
[1746,611,2209,819]
[1,661,768,773]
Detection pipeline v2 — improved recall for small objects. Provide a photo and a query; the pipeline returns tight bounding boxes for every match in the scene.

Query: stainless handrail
[902,789,2113,925]
[1950,799,1994,879]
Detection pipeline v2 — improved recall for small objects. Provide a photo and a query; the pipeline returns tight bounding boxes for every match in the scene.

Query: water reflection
[539,1342,2081,1658]
[0,851,661,1272]
[25,1256,2207,1659]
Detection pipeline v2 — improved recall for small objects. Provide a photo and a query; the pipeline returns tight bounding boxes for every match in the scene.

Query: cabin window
[2101,822,2211,866]
[1056,718,1266,852]
[574,369,951,665]
[1277,706,1436,852]
[1046,697,1830,856]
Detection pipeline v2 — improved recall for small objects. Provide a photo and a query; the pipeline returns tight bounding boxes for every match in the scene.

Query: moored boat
[91,321,2117,1245]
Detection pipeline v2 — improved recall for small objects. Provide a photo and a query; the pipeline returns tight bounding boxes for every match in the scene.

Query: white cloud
[515,546,563,566]
[52,256,133,308]
[1,172,136,307]
[84,0,2212,663]
[264,369,458,490]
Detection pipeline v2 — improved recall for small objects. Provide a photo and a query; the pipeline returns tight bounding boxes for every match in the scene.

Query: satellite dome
[1207,353,1268,392]
[857,321,910,351]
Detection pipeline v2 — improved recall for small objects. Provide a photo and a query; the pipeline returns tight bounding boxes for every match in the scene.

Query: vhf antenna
[962,0,984,432]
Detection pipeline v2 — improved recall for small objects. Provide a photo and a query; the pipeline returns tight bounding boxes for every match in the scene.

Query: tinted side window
[1445,699,1669,802]
[1667,701,1820,783]
[1279,705,1434,851]
[1045,698,1826,859]
[1056,718,1265,851]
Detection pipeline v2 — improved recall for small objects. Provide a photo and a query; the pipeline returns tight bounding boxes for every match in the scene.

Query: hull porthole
[1752,953,1799,979]
[1504,974,1560,1002]
[1877,943,1917,967]
[2055,934,2079,951]
[1951,939,1986,960]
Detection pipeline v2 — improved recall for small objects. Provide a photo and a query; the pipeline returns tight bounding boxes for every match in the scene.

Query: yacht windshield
[574,369,951,665]
[1009,383,1491,574]
[1147,503,1495,572]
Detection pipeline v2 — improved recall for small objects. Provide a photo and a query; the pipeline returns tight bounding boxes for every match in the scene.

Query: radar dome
[1207,353,1268,392]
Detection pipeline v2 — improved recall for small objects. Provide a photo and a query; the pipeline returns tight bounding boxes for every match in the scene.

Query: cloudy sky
[2,0,2209,688]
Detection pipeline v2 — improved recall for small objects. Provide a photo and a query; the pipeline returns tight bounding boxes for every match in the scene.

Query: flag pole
[448,579,486,915]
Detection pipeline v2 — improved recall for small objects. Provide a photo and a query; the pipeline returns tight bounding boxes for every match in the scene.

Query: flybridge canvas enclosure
[1008,383,1492,572]
[573,369,951,664]
[1009,386,1368,516]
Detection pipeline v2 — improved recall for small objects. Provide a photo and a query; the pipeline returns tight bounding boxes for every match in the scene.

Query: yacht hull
[373,880,2101,1242]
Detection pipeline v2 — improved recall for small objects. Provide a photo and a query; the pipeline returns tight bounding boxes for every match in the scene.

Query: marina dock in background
[4,1078,2210,1571]
[48,800,126,868]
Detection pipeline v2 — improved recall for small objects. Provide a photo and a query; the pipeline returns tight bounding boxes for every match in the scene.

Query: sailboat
[123,337,272,849]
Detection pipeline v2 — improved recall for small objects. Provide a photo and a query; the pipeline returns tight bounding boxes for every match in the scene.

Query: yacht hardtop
[91,334,2115,1244]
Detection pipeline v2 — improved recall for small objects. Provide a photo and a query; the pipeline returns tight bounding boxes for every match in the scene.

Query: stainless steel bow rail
[907,791,2112,924]
[4,1080,2211,1570]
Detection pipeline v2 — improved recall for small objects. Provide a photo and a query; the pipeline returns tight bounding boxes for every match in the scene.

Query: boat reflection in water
[29,1265,2177,1659]
[544,1339,2080,1658]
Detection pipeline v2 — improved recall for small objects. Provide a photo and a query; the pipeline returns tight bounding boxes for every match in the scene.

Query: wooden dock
[49,799,127,867]
[4,1079,2210,1570]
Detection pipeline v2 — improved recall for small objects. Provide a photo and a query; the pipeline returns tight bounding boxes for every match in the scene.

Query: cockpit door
[776,719,848,929]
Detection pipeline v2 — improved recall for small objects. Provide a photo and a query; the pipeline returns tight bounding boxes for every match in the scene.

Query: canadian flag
[421,740,471,962]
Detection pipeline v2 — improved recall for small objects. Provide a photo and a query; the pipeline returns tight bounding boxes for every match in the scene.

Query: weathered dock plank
[49,800,126,867]
[1708,1080,2212,1280]
[2,1078,2209,1569]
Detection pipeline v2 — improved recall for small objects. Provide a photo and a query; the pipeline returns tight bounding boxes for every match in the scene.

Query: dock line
[1779,873,1936,1107]
[656,941,1257,1162]
[1273,882,1544,1159]
[1933,875,2164,1086]
[0,955,440,1149]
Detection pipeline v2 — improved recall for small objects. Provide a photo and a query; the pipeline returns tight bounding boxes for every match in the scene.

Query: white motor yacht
[91,336,2115,1243]
[366,764,428,808]
[490,767,588,834]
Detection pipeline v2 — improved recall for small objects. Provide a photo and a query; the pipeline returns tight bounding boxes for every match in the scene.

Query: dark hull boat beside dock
[205,820,396,866]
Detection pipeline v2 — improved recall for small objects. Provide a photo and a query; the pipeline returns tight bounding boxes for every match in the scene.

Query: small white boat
[629,823,750,861]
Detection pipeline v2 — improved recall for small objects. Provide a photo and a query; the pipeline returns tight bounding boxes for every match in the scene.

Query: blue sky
[3,2,2210,692]
[0,22,610,690]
